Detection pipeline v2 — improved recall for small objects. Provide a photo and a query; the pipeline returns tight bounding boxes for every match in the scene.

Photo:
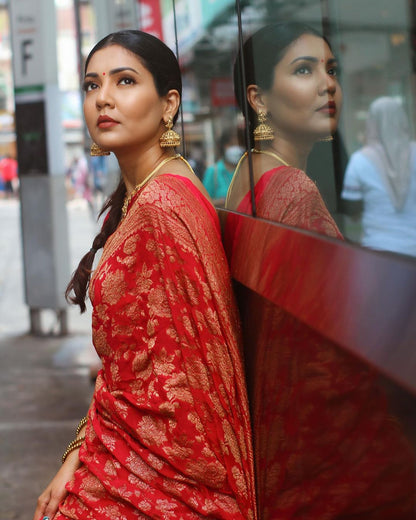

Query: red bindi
[102,72,106,75]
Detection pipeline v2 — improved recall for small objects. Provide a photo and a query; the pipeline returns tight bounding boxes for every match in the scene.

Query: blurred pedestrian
[0,154,18,198]
[342,96,416,257]
[72,154,94,214]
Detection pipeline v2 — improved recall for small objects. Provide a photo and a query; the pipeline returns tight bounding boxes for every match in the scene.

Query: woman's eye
[328,67,340,78]
[83,81,97,92]
[119,77,135,86]
[295,66,311,75]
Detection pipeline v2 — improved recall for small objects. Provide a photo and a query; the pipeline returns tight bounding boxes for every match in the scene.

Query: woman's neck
[116,146,176,195]
[262,137,312,172]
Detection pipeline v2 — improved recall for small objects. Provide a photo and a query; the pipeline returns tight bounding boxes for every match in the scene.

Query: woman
[342,96,416,257]
[34,30,256,520]
[225,22,415,519]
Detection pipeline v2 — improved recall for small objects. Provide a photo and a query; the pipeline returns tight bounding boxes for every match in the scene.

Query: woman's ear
[247,84,268,114]
[162,89,181,123]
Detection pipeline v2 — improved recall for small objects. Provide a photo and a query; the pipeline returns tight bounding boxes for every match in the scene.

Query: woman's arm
[32,410,91,520]
[33,448,82,520]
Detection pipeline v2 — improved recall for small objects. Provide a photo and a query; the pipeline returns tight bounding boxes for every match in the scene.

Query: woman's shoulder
[262,165,319,196]
[142,173,206,207]
[138,174,219,230]
[349,147,380,171]
[257,166,322,213]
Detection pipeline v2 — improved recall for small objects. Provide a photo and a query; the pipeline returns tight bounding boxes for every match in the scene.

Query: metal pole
[73,0,89,149]
[235,0,256,217]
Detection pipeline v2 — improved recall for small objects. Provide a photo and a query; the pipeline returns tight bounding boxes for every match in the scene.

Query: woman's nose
[96,83,114,109]
[327,75,337,93]
[320,72,337,95]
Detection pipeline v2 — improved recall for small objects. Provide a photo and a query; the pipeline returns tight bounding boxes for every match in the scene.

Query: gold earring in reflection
[253,110,274,142]
[320,135,334,142]
[90,142,110,156]
[159,117,181,148]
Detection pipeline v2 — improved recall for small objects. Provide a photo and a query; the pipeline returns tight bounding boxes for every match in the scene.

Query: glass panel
[333,0,416,260]
[224,2,345,228]
[225,0,416,260]
[220,2,416,518]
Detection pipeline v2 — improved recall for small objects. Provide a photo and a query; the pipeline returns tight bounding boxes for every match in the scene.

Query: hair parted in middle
[67,30,183,312]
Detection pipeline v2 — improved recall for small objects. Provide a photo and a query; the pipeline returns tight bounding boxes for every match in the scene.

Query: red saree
[57,174,256,519]
[225,166,415,519]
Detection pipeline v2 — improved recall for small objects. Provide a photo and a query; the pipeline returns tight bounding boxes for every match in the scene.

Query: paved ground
[0,197,100,520]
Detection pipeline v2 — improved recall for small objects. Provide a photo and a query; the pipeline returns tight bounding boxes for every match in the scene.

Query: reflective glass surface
[158,2,416,517]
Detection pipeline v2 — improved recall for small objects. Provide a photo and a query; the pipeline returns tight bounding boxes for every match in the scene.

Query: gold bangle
[75,416,88,436]
[62,436,85,464]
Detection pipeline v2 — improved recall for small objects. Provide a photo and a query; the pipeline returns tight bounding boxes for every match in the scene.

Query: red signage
[137,0,163,40]
[211,77,237,107]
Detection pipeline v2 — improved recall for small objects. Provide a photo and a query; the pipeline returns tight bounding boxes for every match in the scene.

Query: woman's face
[263,33,342,142]
[83,44,169,153]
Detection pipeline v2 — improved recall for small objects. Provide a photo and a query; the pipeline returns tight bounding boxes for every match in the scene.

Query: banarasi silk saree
[225,166,415,519]
[57,174,256,520]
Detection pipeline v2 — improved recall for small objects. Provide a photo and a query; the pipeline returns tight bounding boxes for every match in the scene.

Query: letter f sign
[21,39,33,76]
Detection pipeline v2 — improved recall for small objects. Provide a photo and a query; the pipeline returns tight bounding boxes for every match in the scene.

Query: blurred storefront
[0,1,413,185]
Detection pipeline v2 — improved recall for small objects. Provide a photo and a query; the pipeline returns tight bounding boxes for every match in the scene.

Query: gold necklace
[121,154,180,218]
[225,148,289,208]
[252,147,290,166]
[121,153,196,219]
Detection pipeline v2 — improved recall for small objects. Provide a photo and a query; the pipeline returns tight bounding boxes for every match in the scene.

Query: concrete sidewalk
[0,197,100,520]
[0,333,95,520]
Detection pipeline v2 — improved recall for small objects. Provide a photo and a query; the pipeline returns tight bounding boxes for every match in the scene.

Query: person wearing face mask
[203,128,244,206]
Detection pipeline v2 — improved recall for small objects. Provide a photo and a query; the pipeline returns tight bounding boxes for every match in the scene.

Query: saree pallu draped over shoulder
[56,174,256,520]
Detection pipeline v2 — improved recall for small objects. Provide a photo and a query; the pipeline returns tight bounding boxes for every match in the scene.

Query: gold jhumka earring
[253,110,275,142]
[90,142,110,156]
[320,135,334,142]
[159,118,181,148]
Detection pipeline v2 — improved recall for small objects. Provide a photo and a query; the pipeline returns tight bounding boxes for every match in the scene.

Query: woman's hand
[33,449,81,520]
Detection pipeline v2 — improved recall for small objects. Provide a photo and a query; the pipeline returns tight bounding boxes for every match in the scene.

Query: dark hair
[66,30,182,312]
[233,22,330,145]
[84,30,182,123]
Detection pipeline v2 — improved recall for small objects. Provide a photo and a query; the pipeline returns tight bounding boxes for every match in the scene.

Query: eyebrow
[290,56,338,65]
[84,66,139,78]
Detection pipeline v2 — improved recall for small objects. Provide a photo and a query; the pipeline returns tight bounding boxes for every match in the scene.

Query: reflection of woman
[342,96,416,257]
[34,30,255,520]
[226,21,342,238]
[225,22,415,519]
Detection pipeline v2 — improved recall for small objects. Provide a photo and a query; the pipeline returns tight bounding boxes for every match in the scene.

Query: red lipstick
[317,101,336,115]
[97,115,119,128]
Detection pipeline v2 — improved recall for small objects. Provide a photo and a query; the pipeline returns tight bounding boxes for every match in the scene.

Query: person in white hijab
[341,96,416,257]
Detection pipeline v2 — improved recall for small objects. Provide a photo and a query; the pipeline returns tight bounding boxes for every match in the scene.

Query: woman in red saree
[225,22,415,519]
[34,30,256,520]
